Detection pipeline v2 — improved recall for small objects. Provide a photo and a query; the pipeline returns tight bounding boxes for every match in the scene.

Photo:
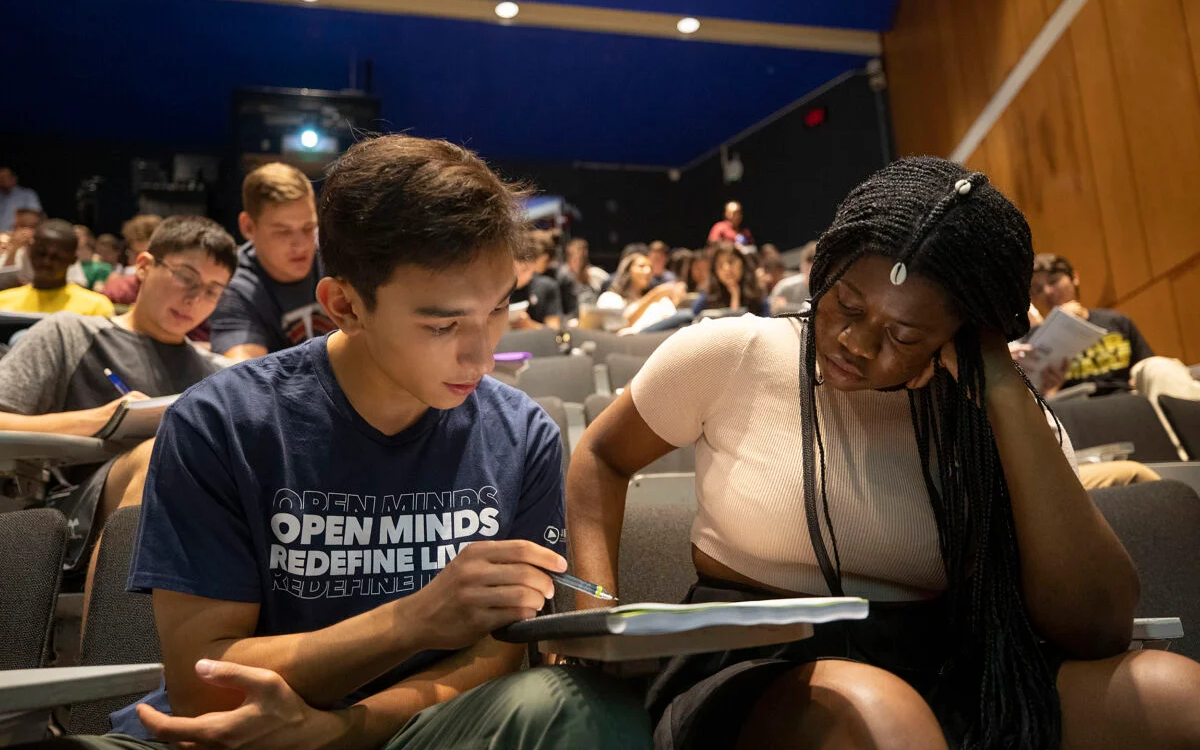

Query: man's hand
[80,392,149,435]
[405,540,565,651]
[1059,300,1089,320]
[138,660,347,750]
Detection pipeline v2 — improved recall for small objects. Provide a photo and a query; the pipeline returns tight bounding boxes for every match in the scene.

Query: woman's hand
[905,331,1015,390]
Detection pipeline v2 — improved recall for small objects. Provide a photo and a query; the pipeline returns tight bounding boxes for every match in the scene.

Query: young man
[0,219,115,316]
[707,200,754,246]
[0,166,42,232]
[52,135,648,750]
[1028,253,1154,397]
[556,237,599,319]
[511,232,563,330]
[209,162,333,361]
[646,240,676,289]
[0,216,235,588]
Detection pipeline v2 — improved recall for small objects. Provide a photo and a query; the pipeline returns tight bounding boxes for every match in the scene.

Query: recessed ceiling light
[301,0,319,4]
[677,17,700,34]
[300,129,319,149]
[495,2,519,19]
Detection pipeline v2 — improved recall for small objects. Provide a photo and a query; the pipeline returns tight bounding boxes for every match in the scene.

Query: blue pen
[103,367,131,395]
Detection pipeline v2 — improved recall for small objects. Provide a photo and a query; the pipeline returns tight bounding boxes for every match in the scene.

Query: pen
[103,367,131,395]
[548,571,618,602]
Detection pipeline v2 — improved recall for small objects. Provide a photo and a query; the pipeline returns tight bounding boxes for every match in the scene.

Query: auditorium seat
[69,506,161,735]
[496,328,560,358]
[0,508,66,671]
[1054,394,1180,463]
[1158,395,1200,460]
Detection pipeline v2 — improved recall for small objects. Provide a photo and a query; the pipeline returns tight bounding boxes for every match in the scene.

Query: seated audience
[48,134,649,750]
[209,162,332,361]
[0,166,42,232]
[770,241,816,314]
[511,232,563,330]
[569,157,1200,750]
[597,251,684,332]
[707,200,754,246]
[0,219,114,316]
[101,215,167,304]
[556,237,599,318]
[648,240,676,288]
[679,247,711,293]
[758,255,787,303]
[691,242,768,317]
[0,215,235,595]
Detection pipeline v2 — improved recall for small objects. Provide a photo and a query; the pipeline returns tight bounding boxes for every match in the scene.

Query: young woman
[691,242,768,317]
[597,251,684,333]
[568,157,1200,750]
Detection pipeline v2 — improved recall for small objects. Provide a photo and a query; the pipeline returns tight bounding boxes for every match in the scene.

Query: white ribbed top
[631,316,1077,602]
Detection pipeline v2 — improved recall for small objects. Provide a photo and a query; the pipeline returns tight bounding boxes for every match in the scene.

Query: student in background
[769,241,817,315]
[647,240,676,288]
[0,207,43,287]
[41,134,650,750]
[103,215,165,304]
[1025,253,1156,398]
[557,237,600,319]
[209,162,332,361]
[511,233,563,330]
[707,200,754,246]
[0,215,235,599]
[598,251,685,333]
[0,166,42,231]
[0,219,114,316]
[691,242,768,317]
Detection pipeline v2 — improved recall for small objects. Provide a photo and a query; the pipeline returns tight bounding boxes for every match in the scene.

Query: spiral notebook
[494,597,869,661]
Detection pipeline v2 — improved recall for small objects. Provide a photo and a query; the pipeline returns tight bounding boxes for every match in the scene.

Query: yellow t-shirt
[0,283,115,317]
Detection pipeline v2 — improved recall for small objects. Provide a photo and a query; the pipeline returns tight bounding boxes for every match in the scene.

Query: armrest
[1143,462,1200,497]
[1075,442,1136,464]
[1131,617,1184,651]
[1046,382,1098,404]
[628,472,697,508]
[0,431,119,472]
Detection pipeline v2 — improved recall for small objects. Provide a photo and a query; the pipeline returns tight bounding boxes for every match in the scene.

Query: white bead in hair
[890,261,908,286]
[955,178,972,195]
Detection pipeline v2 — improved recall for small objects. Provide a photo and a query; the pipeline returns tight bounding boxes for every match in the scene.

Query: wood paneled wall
[885,0,1200,361]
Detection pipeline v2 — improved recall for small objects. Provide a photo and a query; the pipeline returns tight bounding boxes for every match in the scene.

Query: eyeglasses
[155,260,226,303]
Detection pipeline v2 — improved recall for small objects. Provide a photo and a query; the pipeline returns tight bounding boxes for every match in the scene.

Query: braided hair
[798,156,1060,750]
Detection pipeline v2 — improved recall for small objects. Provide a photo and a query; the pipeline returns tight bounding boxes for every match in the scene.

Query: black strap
[797,318,844,597]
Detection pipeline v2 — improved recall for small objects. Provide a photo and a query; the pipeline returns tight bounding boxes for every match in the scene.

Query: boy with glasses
[0,215,237,600]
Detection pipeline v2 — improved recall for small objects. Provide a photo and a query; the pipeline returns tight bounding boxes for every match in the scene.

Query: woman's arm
[566,390,675,609]
[623,284,678,327]
[981,335,1139,658]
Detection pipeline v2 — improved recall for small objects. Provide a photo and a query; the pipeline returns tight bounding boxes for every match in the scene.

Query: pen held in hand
[548,571,618,602]
[103,367,132,395]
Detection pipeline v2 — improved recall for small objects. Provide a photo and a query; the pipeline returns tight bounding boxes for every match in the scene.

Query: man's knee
[106,438,156,509]
[490,667,651,749]
[1078,460,1160,489]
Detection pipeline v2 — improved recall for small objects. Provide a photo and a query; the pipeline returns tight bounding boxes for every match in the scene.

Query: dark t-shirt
[512,275,563,324]
[118,336,565,735]
[1059,308,1154,395]
[208,243,335,355]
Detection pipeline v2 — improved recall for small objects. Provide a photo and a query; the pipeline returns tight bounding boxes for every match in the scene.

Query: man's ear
[237,212,255,244]
[133,251,154,282]
[317,277,366,336]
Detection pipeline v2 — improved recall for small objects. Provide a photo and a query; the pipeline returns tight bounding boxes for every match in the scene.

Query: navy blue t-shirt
[118,335,564,734]
[208,243,336,356]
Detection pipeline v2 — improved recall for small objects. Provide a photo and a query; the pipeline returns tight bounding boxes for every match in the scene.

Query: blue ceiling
[6,0,897,166]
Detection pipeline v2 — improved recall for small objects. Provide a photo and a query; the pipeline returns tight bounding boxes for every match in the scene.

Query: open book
[1023,307,1107,385]
[93,395,179,441]
[494,597,868,661]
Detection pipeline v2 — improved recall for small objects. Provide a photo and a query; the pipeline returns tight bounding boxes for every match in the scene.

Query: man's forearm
[198,597,426,710]
[332,637,525,750]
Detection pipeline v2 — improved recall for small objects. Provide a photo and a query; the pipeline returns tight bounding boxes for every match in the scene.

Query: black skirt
[645,575,1064,750]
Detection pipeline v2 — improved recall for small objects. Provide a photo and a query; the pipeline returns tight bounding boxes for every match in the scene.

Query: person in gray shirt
[0,216,236,598]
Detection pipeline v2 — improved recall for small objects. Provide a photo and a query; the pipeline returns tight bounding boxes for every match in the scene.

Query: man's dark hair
[792,156,1056,750]
[146,216,237,274]
[36,219,79,251]
[319,135,529,309]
